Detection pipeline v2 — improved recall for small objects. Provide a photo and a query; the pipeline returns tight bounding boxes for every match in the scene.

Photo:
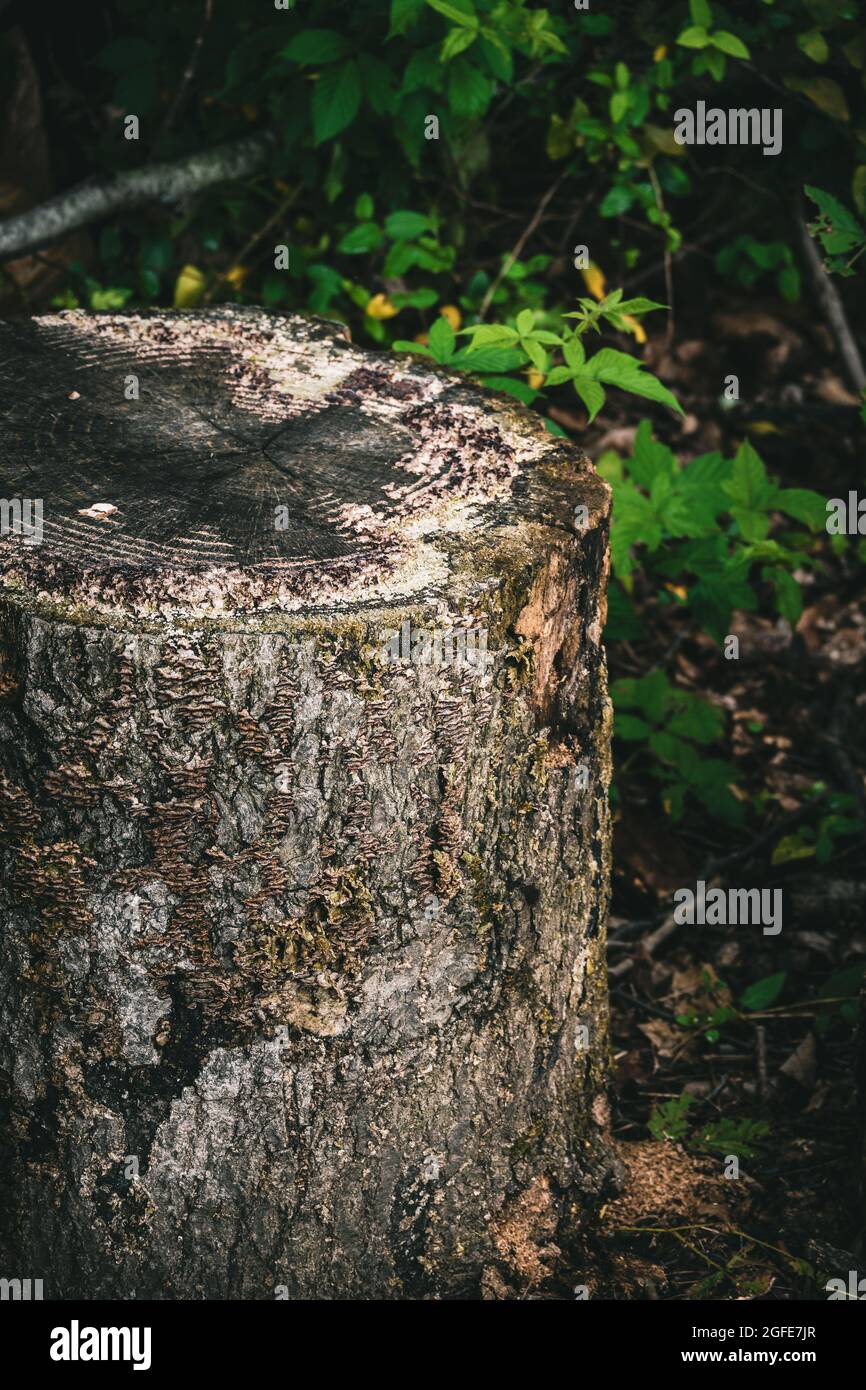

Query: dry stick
[0,131,275,262]
[202,185,301,304]
[155,0,214,149]
[796,212,866,395]
[755,1025,769,1103]
[477,173,568,321]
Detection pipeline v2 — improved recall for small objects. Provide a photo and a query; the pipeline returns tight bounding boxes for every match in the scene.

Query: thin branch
[0,131,275,262]
[155,0,215,150]
[477,173,567,321]
[203,185,301,304]
[796,208,866,395]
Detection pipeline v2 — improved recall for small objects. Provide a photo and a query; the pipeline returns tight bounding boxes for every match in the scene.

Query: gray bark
[0,132,274,262]
[0,307,615,1299]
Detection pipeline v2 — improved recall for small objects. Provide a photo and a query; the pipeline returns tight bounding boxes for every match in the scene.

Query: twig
[796,206,866,395]
[0,131,275,262]
[755,1025,769,1103]
[203,185,301,304]
[155,0,214,149]
[477,173,567,320]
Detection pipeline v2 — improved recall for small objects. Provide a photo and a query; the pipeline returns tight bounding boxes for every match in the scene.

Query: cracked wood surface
[0,308,616,1298]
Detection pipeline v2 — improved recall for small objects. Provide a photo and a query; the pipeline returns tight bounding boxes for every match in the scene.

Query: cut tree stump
[0,307,615,1299]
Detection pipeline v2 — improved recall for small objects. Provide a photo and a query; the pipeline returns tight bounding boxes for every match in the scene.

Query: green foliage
[612,668,742,824]
[601,426,825,642]
[648,1093,695,1142]
[649,1093,770,1158]
[715,235,801,302]
[805,185,866,277]
[402,293,683,421]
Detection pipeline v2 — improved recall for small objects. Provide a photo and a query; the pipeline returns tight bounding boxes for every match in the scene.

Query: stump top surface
[0,307,604,624]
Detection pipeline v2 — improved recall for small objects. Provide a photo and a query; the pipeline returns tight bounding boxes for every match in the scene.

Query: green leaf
[741,972,786,1011]
[338,222,385,254]
[776,487,826,531]
[384,209,433,240]
[690,0,713,23]
[313,61,362,143]
[441,26,477,60]
[723,439,774,510]
[599,185,635,218]
[610,91,629,124]
[667,697,724,744]
[615,713,652,740]
[629,420,675,488]
[582,348,684,415]
[425,0,478,27]
[428,315,456,361]
[447,60,492,119]
[770,568,803,625]
[797,27,829,63]
[283,30,350,65]
[676,26,710,48]
[710,30,750,58]
[388,0,426,37]
[573,378,606,423]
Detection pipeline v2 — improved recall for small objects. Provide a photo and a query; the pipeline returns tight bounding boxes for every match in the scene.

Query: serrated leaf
[447,60,492,119]
[313,61,362,144]
[428,315,456,361]
[776,487,827,531]
[573,378,605,422]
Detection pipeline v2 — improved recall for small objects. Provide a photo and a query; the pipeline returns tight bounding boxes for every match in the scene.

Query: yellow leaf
[771,835,815,867]
[746,420,780,436]
[366,293,400,320]
[527,368,544,389]
[414,331,429,346]
[664,583,688,600]
[642,122,685,157]
[581,262,607,300]
[546,113,574,161]
[440,304,462,331]
[786,77,849,121]
[623,315,647,344]
[225,265,249,290]
[173,264,206,308]
[653,44,667,62]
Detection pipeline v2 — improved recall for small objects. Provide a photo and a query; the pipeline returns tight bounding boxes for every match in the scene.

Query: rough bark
[0,132,274,262]
[0,306,615,1299]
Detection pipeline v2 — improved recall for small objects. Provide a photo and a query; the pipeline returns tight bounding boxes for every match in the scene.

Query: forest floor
[544,289,866,1301]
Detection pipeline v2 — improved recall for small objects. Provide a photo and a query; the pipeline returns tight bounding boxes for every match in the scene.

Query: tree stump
[0,306,615,1299]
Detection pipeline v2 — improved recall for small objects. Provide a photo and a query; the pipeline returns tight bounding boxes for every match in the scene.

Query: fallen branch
[0,131,275,262]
